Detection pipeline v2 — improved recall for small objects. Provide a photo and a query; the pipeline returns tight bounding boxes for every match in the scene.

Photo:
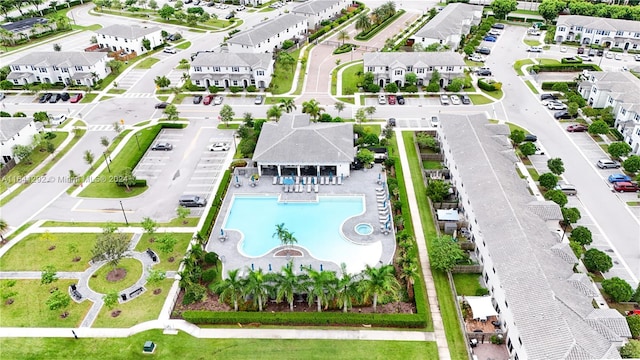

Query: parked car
[555,183,577,196]
[69,93,83,103]
[377,94,386,105]
[208,143,230,151]
[50,114,67,125]
[615,53,622,61]
[588,48,597,57]
[154,102,169,109]
[547,101,567,110]
[49,93,61,103]
[450,95,461,105]
[476,47,491,55]
[396,95,405,105]
[524,134,537,142]
[387,95,396,105]
[540,93,557,101]
[491,23,505,29]
[577,47,585,54]
[203,94,214,105]
[151,142,173,151]
[597,159,621,169]
[236,5,245,10]
[527,29,541,36]
[439,94,450,105]
[483,36,497,42]
[254,95,263,104]
[387,118,396,127]
[163,47,177,54]
[60,92,70,101]
[213,95,223,105]
[635,54,640,62]
[608,174,632,183]
[597,49,604,56]
[179,195,206,208]
[527,46,543,53]
[39,93,52,103]
[533,146,545,155]
[225,12,235,19]
[554,110,574,119]
[476,68,492,76]
[560,46,567,53]
[430,116,439,127]
[566,124,588,132]
[488,29,501,36]
[468,54,485,62]
[578,54,592,62]
[0,93,5,101]
[613,182,640,192]
[605,52,614,59]
[461,95,471,105]
[193,95,203,104]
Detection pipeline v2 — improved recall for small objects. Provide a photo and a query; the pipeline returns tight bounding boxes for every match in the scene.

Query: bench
[146,248,158,262]
[69,284,83,301]
[129,287,144,299]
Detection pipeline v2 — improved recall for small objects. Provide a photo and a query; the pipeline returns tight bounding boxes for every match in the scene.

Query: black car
[225,12,235,19]
[554,110,574,119]
[540,93,557,101]
[477,69,492,76]
[597,49,604,56]
[388,118,396,127]
[154,102,169,109]
[39,93,52,103]
[151,142,173,151]
[491,23,505,30]
[396,95,405,105]
[476,47,491,55]
[49,93,61,103]
[60,92,70,101]
[193,95,203,104]
[524,134,537,142]
[461,95,471,105]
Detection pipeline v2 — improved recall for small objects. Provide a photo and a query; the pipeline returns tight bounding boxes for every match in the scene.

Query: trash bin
[143,341,155,353]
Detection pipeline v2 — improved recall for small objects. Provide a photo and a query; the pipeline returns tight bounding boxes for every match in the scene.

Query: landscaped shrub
[601,277,633,303]
[318,113,333,122]
[530,63,601,73]
[245,85,257,93]
[208,86,221,93]
[425,83,439,92]
[355,10,406,41]
[281,40,294,50]
[384,83,398,93]
[477,79,498,91]
[229,86,243,93]
[333,43,355,55]
[583,248,613,273]
[201,268,218,283]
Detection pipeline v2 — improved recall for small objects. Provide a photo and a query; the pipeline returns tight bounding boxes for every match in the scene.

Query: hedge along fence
[199,170,231,239]
[477,79,501,92]
[541,82,577,90]
[530,63,602,73]
[308,2,366,42]
[354,9,406,41]
[182,310,427,328]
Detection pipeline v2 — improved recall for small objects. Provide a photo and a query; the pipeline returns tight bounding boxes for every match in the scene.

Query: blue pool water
[222,195,382,272]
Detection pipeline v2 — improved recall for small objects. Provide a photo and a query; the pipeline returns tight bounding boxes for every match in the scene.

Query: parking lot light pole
[119,201,129,225]
[134,133,141,150]
[103,152,111,173]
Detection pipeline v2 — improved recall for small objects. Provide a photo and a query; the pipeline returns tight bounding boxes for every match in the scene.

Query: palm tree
[274,263,300,311]
[372,7,386,25]
[267,105,282,122]
[243,268,269,311]
[337,30,350,45]
[304,267,337,312]
[302,99,324,122]
[400,259,419,297]
[211,269,244,311]
[0,219,8,241]
[359,264,400,313]
[334,102,345,117]
[336,263,360,313]
[279,98,296,113]
[355,14,372,33]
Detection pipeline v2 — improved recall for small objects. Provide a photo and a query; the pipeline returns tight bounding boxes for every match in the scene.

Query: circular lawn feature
[88,258,143,294]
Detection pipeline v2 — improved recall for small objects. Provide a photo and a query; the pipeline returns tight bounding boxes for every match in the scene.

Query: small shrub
[201,268,218,283]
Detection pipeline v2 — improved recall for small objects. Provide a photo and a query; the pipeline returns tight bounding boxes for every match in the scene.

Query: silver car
[439,94,450,105]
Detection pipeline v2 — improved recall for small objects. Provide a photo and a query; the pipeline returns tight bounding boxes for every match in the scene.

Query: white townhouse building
[411,3,482,51]
[226,14,308,53]
[439,113,631,360]
[94,24,163,55]
[363,52,467,87]
[0,117,42,165]
[578,71,640,154]
[6,52,110,87]
[555,15,640,51]
[291,0,350,29]
[189,52,274,89]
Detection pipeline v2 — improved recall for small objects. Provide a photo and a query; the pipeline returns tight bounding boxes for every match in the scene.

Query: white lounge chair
[338,177,342,185]
[314,184,319,193]
[273,176,278,185]
[320,177,325,185]
[295,176,300,185]
[332,177,337,185]
[307,184,312,192]
[279,177,284,185]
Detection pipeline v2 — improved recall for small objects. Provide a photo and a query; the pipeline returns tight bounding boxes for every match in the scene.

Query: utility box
[143,341,156,354]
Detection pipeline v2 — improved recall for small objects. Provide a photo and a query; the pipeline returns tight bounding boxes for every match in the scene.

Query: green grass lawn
[135,233,192,271]
[81,93,98,103]
[0,331,439,359]
[402,131,468,360]
[422,160,443,170]
[270,49,300,95]
[524,80,539,94]
[341,63,363,95]
[0,233,100,272]
[108,89,126,94]
[40,217,199,228]
[337,97,355,104]
[539,58,560,65]
[88,258,144,294]
[100,96,114,101]
[480,88,504,100]
[175,41,191,50]
[527,167,540,181]
[468,94,492,105]
[361,124,381,136]
[92,279,173,328]
[135,57,160,69]
[265,96,295,105]
[524,39,541,46]
[452,273,484,296]
[0,279,92,328]
[513,59,534,76]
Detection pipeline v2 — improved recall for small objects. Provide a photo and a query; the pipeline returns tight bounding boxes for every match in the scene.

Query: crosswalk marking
[87,125,114,131]
[121,93,156,98]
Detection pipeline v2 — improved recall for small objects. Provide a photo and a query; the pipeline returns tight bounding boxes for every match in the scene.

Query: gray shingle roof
[440,113,629,360]
[581,71,640,113]
[526,200,563,220]
[414,3,482,40]
[0,118,35,141]
[292,0,339,15]
[95,24,160,39]
[191,52,273,69]
[227,14,307,47]
[253,114,354,164]
[9,52,107,67]
[567,273,598,297]
[557,15,640,34]
[363,52,466,67]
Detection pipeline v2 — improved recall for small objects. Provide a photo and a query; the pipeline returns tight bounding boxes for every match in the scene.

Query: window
[57,76,62,81]
[232,67,239,72]
[61,68,69,73]
[53,66,59,71]
[385,66,389,71]
[195,80,200,85]
[39,67,47,73]
[616,31,624,36]
[256,70,264,76]
[416,68,424,74]
[213,66,220,72]
[507,339,513,352]
[428,66,433,71]
[394,70,403,76]
[558,26,566,32]
[214,80,219,86]
[114,37,118,41]
[407,66,413,71]
[367,66,374,72]
[101,35,105,39]
[75,66,83,71]
[447,66,454,71]
[76,79,81,85]
[194,66,202,72]
[586,29,593,33]
[11,65,19,71]
[576,26,582,31]
[124,39,128,43]
[232,80,238,86]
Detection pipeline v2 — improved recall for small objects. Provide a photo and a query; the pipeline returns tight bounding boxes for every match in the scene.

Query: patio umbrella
[312,177,315,185]
[220,229,224,236]
[378,173,381,181]
[385,220,390,230]
[320,264,323,271]
[329,171,333,180]
[268,264,272,271]
[251,263,254,270]
[235,175,239,183]
[383,200,387,208]
[341,174,343,181]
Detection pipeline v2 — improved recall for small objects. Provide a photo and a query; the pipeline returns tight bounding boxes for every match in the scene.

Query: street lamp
[134,133,141,150]
[103,152,111,173]
[119,201,129,225]
[232,132,238,151]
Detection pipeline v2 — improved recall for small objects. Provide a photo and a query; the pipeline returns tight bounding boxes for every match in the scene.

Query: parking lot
[179,94,262,106]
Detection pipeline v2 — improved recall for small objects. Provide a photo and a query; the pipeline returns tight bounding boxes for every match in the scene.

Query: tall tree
[0,219,8,241]
[304,267,337,312]
[355,14,372,33]
[211,269,244,311]
[154,75,171,88]
[491,0,517,20]
[141,217,157,240]
[302,99,324,122]
[219,104,235,127]
[118,167,136,192]
[243,268,269,312]
[337,29,350,45]
[336,263,359,313]
[547,158,565,175]
[359,264,399,313]
[91,223,130,269]
[429,235,465,272]
[278,98,296,113]
[83,150,94,169]
[425,179,450,206]
[163,104,179,121]
[274,262,300,311]
[267,105,282,122]
[334,102,345,117]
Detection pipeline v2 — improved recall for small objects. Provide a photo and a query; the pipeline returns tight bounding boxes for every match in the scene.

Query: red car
[613,182,640,192]
[69,93,83,103]
[203,94,214,105]
[566,124,588,132]
[387,95,396,105]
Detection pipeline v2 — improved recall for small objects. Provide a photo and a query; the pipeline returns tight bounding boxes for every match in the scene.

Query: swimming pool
[222,195,382,273]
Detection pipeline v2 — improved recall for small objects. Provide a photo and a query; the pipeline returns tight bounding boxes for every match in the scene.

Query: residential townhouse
[0,17,56,41]
[578,71,640,154]
[94,24,163,55]
[0,117,42,165]
[438,113,631,360]
[189,52,274,89]
[291,0,350,29]
[410,3,482,51]
[226,14,308,53]
[555,15,640,52]
[362,52,467,87]
[7,52,111,87]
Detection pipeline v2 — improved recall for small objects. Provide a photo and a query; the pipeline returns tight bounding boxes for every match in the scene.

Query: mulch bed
[274,249,303,257]
[111,310,121,317]
[106,268,127,282]
[48,246,56,251]
[153,288,162,295]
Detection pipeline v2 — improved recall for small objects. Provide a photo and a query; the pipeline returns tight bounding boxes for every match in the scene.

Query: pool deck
[206,164,397,276]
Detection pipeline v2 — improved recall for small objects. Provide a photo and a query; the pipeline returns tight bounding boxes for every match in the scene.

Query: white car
[468,54,485,62]
[450,95,461,105]
[560,46,567,53]
[614,53,622,60]
[50,114,67,125]
[430,116,439,127]
[605,52,613,59]
[163,47,177,54]
[208,143,230,151]
[547,101,567,110]
[213,95,223,105]
[533,146,545,155]
[439,94,450,105]
[635,54,640,62]
[236,5,245,10]
[377,94,386,105]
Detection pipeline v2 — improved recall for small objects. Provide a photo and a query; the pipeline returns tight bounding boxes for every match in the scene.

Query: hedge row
[182,310,427,328]
[531,63,602,73]
[308,3,365,42]
[477,79,498,91]
[116,179,147,187]
[355,10,406,41]
[541,82,577,90]
[199,170,231,239]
